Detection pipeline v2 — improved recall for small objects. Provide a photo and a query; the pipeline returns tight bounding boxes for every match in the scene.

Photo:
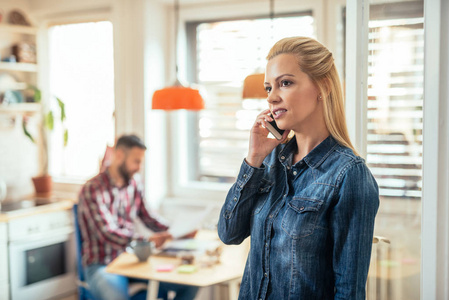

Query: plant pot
[31,175,52,197]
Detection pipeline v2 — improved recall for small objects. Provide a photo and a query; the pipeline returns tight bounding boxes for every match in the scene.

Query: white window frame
[345,0,449,298]
[166,0,337,204]
[421,0,449,298]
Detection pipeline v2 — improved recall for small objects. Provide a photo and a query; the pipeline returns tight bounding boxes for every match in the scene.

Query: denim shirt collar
[278,135,338,169]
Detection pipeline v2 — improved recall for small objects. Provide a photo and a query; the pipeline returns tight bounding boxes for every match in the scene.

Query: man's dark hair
[115,134,147,150]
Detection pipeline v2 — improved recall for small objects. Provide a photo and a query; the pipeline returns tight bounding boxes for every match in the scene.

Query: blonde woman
[218,37,379,300]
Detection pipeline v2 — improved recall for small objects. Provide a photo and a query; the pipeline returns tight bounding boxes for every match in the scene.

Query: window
[184,14,315,184]
[48,21,115,181]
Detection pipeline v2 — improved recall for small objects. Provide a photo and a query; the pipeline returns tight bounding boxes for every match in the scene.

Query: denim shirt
[218,135,379,300]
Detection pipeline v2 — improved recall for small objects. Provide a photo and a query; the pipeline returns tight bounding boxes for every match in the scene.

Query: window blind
[367,16,423,199]
[191,15,315,183]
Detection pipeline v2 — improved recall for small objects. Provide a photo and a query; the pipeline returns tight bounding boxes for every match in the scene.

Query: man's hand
[179,230,198,239]
[149,231,172,248]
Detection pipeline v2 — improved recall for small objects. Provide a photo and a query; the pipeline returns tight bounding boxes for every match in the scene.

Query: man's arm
[136,186,169,233]
[137,196,172,247]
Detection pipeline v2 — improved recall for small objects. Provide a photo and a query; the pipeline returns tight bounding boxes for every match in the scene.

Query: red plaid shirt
[78,169,168,266]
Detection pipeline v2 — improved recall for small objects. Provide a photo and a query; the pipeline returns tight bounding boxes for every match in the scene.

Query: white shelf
[0,62,38,73]
[0,24,38,35]
[0,103,41,114]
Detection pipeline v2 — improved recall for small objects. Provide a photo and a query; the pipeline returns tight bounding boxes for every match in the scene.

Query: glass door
[364,1,424,299]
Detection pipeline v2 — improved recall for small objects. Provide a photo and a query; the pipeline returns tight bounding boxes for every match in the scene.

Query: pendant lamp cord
[174,0,180,77]
[270,0,274,41]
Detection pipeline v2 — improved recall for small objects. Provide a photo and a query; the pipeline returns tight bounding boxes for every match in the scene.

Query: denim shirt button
[265,243,268,248]
[269,214,273,218]
[243,174,247,178]
[299,207,305,211]
[293,170,297,175]
[264,272,268,277]
[280,155,285,160]
[233,197,238,202]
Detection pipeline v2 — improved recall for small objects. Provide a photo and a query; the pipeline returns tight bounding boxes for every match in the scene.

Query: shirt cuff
[236,158,266,190]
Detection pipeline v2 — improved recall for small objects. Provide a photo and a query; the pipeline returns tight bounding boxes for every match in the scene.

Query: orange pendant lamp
[152,79,204,110]
[152,0,204,110]
[242,73,266,99]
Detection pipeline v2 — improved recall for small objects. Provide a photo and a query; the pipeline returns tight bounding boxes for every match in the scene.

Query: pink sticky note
[156,264,175,272]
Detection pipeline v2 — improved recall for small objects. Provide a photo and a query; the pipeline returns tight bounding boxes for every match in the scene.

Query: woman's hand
[246,109,289,168]
[149,231,172,248]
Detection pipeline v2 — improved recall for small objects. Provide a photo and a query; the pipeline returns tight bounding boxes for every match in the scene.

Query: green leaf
[45,111,54,130]
[56,97,66,122]
[64,129,68,147]
[22,119,35,143]
[26,84,41,103]
[34,88,41,103]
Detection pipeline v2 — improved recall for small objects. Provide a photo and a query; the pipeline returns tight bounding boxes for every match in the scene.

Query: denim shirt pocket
[252,179,273,216]
[281,198,324,239]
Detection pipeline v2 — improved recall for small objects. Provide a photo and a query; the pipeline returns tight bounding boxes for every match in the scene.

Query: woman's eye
[265,86,272,93]
[280,80,292,87]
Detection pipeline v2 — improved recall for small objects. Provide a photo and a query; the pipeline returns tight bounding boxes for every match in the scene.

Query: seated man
[78,134,198,300]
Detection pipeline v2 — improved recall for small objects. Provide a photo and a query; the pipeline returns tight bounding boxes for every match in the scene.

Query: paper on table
[177,265,197,273]
[168,205,214,239]
[156,264,175,272]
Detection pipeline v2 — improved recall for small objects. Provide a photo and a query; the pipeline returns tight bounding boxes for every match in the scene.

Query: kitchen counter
[0,198,74,222]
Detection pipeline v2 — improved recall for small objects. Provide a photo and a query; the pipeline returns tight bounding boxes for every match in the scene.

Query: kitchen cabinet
[0,200,76,300]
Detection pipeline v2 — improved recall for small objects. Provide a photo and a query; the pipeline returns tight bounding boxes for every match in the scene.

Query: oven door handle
[9,228,74,248]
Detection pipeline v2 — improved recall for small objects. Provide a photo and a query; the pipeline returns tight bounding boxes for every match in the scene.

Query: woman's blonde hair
[266,36,358,156]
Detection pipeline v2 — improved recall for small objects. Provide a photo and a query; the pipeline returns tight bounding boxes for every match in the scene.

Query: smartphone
[265,114,285,140]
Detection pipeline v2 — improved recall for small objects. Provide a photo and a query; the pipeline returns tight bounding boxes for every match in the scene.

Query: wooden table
[106,231,249,300]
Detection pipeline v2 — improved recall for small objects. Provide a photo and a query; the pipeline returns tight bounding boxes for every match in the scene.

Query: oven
[7,209,76,300]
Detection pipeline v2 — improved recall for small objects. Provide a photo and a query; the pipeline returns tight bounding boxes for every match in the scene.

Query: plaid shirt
[78,169,168,266]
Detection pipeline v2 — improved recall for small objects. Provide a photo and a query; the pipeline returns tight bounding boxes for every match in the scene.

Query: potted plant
[22,85,68,196]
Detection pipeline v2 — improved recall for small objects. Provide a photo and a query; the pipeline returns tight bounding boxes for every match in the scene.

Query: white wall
[0,116,38,200]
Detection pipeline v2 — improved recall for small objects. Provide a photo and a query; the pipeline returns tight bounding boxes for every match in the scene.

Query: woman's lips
[272,109,287,119]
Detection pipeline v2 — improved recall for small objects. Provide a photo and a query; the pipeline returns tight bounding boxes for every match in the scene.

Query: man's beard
[118,162,132,183]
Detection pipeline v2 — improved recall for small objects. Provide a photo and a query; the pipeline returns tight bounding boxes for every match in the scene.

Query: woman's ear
[316,78,332,101]
[322,77,332,97]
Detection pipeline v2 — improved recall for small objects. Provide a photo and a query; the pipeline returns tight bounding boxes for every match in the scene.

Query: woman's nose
[267,91,280,104]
